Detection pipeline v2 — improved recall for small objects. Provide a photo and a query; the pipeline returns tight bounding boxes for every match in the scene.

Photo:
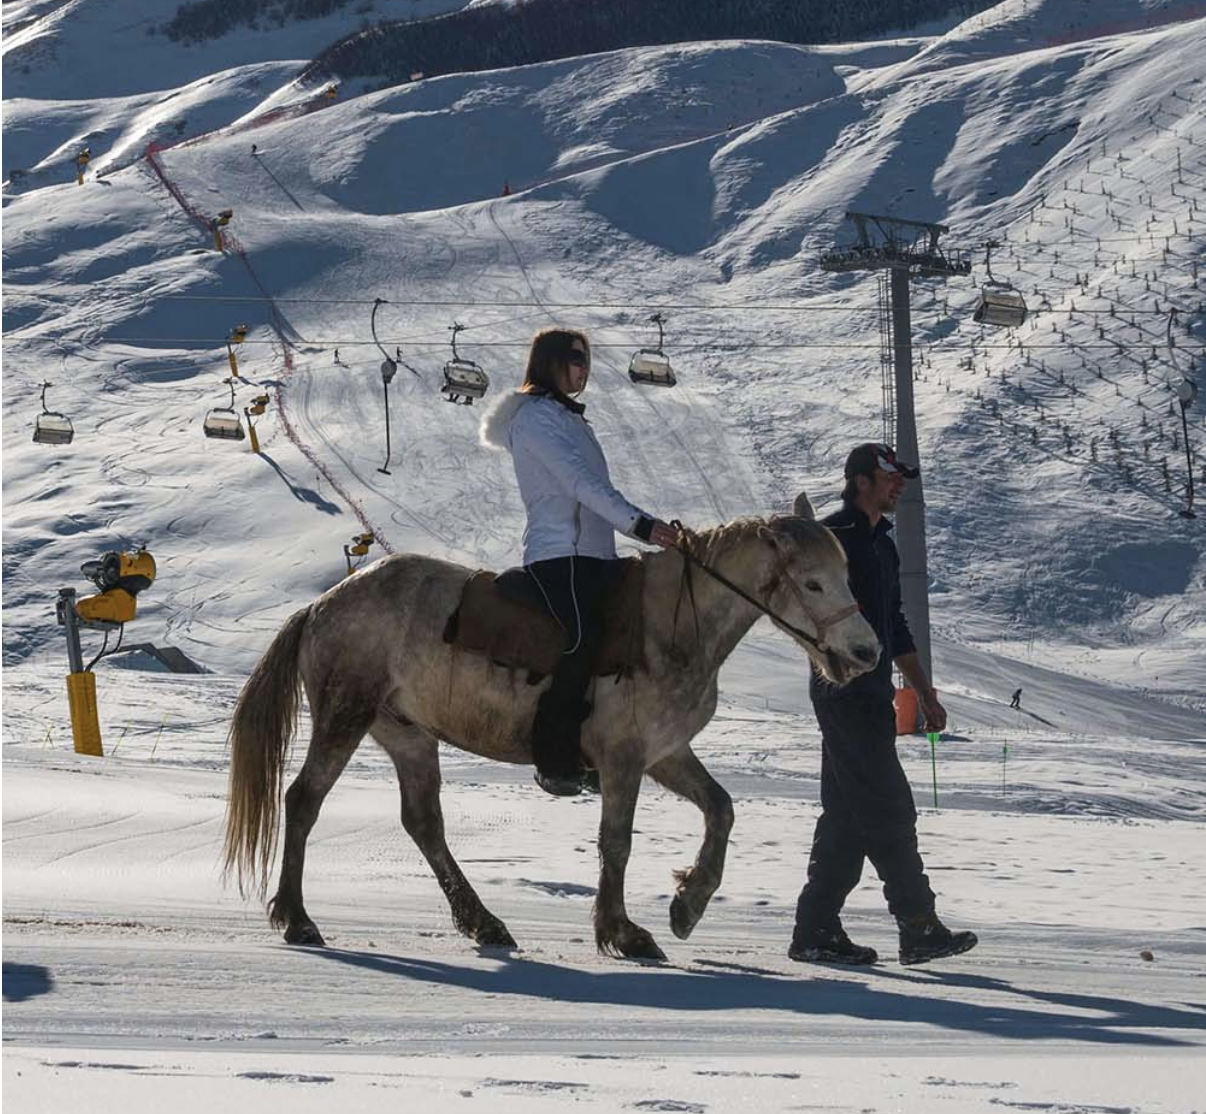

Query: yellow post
[212,223,224,252]
[76,169,84,186]
[248,421,260,454]
[66,671,103,756]
[227,346,240,377]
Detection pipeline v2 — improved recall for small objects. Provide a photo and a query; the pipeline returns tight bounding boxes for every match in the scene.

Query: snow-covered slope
[4,1,1203,710]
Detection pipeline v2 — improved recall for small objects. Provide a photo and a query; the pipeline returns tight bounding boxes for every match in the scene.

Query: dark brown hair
[520,327,590,395]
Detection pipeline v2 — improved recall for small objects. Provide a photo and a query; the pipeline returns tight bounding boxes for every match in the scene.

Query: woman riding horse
[479,328,679,796]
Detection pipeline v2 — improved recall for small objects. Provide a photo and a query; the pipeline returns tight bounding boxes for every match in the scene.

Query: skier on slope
[789,443,978,967]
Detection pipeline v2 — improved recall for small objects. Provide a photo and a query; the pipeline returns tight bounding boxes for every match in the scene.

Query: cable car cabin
[973,286,1028,328]
[628,349,677,388]
[33,412,75,445]
[203,408,245,440]
[442,359,489,405]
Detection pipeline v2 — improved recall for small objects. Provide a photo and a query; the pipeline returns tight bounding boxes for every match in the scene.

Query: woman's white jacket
[480,390,650,565]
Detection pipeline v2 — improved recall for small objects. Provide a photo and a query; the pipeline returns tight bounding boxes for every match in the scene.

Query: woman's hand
[649,520,681,549]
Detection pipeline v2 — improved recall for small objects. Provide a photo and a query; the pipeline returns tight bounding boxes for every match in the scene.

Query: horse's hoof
[476,919,518,949]
[284,922,325,947]
[619,927,667,962]
[669,893,700,941]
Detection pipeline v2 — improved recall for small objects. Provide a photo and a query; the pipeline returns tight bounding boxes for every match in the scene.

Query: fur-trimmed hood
[478,389,533,451]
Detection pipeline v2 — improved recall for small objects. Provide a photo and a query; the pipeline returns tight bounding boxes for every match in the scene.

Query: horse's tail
[222,605,310,898]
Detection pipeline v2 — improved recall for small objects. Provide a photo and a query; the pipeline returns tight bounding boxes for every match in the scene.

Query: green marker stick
[927,731,940,809]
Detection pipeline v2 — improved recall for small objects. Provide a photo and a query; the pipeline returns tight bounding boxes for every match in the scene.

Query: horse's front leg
[593,749,665,961]
[647,745,734,941]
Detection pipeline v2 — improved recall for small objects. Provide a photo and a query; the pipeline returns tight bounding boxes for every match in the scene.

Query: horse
[222,495,880,960]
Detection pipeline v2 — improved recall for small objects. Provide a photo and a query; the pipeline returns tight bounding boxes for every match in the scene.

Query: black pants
[794,695,935,934]
[526,555,622,776]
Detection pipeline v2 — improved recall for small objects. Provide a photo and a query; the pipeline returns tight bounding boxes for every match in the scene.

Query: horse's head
[757,493,880,686]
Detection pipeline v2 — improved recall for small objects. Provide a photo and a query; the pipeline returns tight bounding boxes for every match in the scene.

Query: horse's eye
[805,580,823,593]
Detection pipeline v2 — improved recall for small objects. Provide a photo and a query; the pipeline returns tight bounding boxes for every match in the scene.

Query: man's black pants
[794,695,935,935]
[526,555,621,776]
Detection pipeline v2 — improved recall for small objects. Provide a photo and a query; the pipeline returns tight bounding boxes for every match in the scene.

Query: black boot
[898,912,978,966]
[531,699,591,798]
[789,922,878,966]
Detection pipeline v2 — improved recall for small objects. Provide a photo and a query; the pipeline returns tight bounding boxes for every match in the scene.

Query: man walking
[790,443,977,967]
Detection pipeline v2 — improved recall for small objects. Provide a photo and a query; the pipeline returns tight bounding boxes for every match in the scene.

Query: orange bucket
[894,686,920,735]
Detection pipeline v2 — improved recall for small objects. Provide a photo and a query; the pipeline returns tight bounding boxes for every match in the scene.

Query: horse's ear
[792,491,815,520]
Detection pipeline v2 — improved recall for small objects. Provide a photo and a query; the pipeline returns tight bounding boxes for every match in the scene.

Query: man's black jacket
[809,501,916,704]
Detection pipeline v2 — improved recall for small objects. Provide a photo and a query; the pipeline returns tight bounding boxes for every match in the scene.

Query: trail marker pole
[927,731,940,809]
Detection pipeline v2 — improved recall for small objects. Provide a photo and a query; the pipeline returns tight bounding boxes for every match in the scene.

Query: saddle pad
[443,558,646,679]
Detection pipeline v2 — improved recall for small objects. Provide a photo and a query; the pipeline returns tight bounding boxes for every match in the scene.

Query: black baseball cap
[844,442,920,480]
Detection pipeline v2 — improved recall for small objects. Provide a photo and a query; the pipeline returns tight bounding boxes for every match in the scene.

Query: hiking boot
[533,768,583,797]
[898,912,978,966]
[789,924,878,966]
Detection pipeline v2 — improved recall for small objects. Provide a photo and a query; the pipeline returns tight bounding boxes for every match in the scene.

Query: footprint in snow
[629,1102,707,1113]
[236,1072,334,1084]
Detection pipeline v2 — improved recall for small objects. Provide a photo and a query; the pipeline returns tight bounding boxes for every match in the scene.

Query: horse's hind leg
[269,709,371,946]
[647,746,734,941]
[372,714,517,949]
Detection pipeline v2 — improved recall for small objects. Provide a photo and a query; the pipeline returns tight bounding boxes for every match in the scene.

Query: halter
[669,522,860,657]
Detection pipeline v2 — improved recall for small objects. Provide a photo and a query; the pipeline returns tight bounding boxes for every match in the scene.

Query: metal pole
[890,266,932,682]
[59,589,85,673]
[1179,401,1196,519]
[379,380,393,475]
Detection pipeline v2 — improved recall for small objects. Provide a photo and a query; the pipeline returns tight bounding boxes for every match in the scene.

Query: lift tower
[820,212,970,684]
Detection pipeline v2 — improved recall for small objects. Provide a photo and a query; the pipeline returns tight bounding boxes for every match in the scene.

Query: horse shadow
[305,946,1205,1048]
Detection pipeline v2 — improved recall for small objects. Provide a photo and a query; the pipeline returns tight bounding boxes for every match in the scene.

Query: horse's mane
[667,514,844,567]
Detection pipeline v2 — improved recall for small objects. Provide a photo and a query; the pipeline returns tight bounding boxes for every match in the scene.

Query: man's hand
[919,688,947,733]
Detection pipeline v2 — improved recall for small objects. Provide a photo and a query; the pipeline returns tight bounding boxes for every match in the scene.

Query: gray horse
[223,497,880,960]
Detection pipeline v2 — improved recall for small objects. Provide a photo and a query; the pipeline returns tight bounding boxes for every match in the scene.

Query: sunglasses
[566,351,589,368]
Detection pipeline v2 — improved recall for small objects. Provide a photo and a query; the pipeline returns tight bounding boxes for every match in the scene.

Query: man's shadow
[258,452,340,514]
[301,945,1205,1047]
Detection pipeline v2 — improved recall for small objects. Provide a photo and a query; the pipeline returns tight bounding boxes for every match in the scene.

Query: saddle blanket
[442,557,647,680]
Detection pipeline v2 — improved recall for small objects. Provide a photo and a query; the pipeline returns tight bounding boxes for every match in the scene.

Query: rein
[669,522,859,655]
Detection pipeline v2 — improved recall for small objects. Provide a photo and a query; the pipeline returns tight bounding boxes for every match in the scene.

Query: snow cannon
[73,548,157,628]
[343,532,376,576]
[227,323,249,376]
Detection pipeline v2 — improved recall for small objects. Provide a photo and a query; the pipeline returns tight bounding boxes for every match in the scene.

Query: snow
[4,0,1206,1107]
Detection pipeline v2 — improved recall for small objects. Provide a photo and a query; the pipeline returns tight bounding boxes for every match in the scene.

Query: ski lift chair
[203,378,246,440]
[628,312,677,387]
[973,242,1028,328]
[974,285,1028,328]
[441,323,489,405]
[32,382,75,445]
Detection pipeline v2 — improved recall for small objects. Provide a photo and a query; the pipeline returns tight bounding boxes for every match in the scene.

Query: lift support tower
[820,212,970,683]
